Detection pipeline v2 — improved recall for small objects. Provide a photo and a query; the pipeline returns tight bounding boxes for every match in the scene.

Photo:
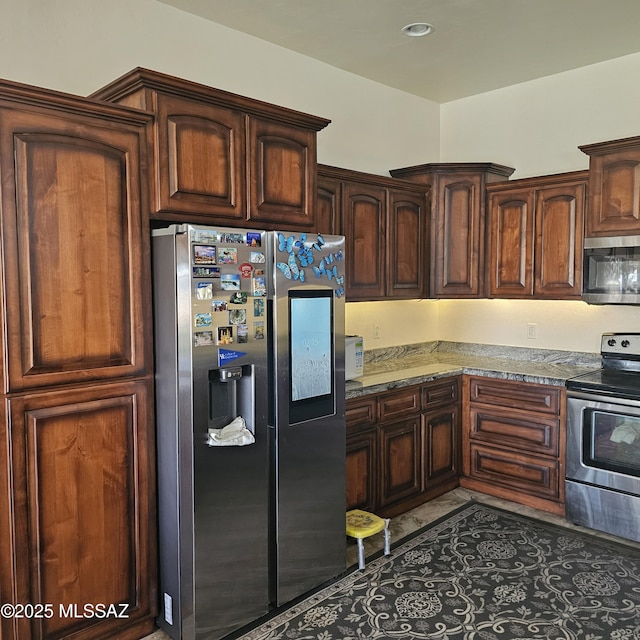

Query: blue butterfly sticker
[276,262,292,279]
[299,251,314,267]
[326,265,338,281]
[288,252,299,278]
[278,233,295,254]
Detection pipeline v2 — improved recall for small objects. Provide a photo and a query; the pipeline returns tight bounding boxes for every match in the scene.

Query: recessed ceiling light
[402,22,434,37]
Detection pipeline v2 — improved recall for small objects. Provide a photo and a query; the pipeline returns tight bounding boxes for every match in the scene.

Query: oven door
[567,390,640,493]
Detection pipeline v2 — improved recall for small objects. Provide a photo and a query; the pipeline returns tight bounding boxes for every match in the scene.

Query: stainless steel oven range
[566,333,640,543]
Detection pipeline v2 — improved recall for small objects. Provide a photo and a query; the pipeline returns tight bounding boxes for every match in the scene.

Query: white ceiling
[157,0,640,103]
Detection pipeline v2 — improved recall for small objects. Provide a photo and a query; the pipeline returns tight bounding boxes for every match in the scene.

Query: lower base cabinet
[346,377,461,517]
[379,417,422,508]
[424,405,460,486]
[346,427,377,513]
[0,380,156,640]
[461,375,566,515]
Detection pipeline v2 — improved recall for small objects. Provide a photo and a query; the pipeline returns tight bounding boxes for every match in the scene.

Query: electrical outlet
[527,323,537,339]
[373,323,382,339]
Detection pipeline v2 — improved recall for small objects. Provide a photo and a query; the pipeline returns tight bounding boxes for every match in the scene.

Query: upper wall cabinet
[390,163,515,298]
[580,135,640,237]
[92,68,330,231]
[486,171,587,299]
[0,82,153,392]
[317,165,429,301]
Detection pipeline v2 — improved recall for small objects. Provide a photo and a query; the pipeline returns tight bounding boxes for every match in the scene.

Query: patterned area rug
[234,501,640,640]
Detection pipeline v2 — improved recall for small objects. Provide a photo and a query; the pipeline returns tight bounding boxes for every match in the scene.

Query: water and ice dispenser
[207,365,256,446]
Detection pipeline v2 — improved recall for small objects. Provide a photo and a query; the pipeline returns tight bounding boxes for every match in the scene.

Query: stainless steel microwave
[583,236,640,304]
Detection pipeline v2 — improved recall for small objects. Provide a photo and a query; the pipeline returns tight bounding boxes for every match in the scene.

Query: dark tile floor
[143,487,640,640]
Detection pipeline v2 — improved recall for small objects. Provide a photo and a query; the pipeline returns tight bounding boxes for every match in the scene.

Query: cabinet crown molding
[389,162,516,182]
[318,163,431,191]
[485,169,589,192]
[91,67,331,131]
[579,134,640,156]
[0,77,154,126]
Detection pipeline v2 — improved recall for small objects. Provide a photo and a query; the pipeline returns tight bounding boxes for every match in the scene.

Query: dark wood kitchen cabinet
[422,378,461,489]
[461,375,565,515]
[346,377,460,517]
[379,416,422,508]
[0,79,156,640]
[317,164,429,300]
[377,388,422,508]
[346,427,378,513]
[486,171,587,299]
[345,396,378,512]
[580,135,640,237]
[92,67,330,230]
[390,162,515,298]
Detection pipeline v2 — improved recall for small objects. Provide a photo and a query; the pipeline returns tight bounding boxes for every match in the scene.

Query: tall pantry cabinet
[0,81,156,640]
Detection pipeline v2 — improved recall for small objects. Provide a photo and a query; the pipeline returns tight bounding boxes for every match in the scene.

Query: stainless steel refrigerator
[152,224,346,640]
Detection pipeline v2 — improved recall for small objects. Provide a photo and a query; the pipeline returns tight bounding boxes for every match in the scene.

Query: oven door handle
[567,389,640,409]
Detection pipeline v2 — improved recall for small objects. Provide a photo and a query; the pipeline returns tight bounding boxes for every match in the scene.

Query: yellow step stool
[346,509,391,570]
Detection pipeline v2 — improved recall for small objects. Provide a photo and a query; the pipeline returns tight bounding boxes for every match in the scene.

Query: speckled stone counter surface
[345,341,601,398]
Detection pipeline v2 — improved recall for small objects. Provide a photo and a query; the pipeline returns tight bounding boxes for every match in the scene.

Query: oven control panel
[601,333,640,357]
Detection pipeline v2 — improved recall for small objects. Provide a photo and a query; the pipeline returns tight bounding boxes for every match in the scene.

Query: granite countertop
[345,341,601,399]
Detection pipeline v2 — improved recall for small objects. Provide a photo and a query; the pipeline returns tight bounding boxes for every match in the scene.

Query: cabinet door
[342,182,386,300]
[316,174,341,235]
[423,405,460,488]
[585,147,640,237]
[248,117,316,229]
[379,417,421,507]
[0,109,151,392]
[346,429,377,512]
[432,174,484,297]
[387,190,428,298]
[487,188,535,297]
[155,93,246,220]
[535,182,585,298]
[2,380,155,640]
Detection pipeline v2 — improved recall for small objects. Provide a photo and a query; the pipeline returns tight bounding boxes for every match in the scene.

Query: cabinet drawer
[378,388,421,422]
[422,378,459,410]
[469,408,559,456]
[346,396,377,430]
[469,443,560,499]
[468,377,560,415]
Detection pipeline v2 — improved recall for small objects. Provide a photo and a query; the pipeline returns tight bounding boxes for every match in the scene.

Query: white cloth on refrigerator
[207,416,255,447]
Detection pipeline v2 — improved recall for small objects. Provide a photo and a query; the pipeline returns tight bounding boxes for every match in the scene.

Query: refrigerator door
[268,231,347,605]
[153,224,271,640]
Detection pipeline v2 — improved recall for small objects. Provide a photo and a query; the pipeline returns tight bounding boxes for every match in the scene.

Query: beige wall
[0,0,440,176]
[346,300,440,348]
[430,53,640,354]
[2,0,638,355]
[440,52,640,179]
